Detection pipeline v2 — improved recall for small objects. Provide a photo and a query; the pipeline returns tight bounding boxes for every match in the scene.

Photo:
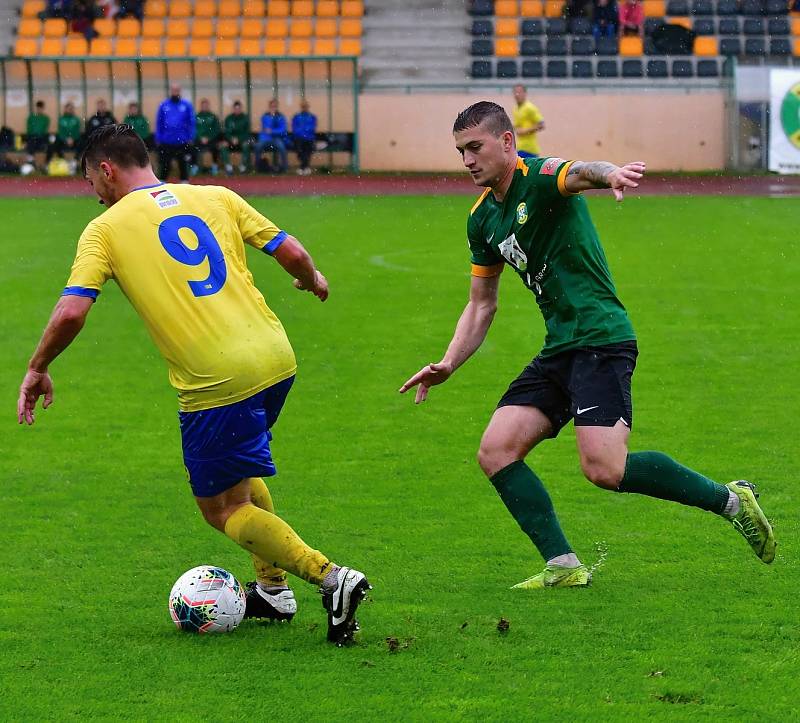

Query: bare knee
[197,500,248,532]
[477,441,522,478]
[581,459,624,490]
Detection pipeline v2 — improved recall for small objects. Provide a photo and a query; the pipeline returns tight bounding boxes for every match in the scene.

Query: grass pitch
[2,192,798,720]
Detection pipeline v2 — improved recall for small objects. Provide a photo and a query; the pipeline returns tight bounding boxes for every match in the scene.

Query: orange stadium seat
[218,0,242,17]
[669,16,692,28]
[43,18,67,36]
[338,37,360,54]
[291,18,313,36]
[239,37,262,53]
[315,18,337,37]
[313,37,336,54]
[93,18,115,35]
[164,38,187,55]
[188,37,214,55]
[266,18,289,36]
[544,0,562,16]
[495,0,518,16]
[495,38,519,55]
[17,18,41,37]
[65,36,89,54]
[14,37,39,55]
[267,0,290,16]
[193,19,214,37]
[340,1,362,18]
[694,36,717,55]
[292,0,313,15]
[495,18,518,36]
[147,0,167,16]
[114,37,139,55]
[21,0,45,17]
[339,18,361,36]
[644,0,666,15]
[264,38,287,53]
[142,18,165,37]
[169,0,192,17]
[116,18,140,36]
[288,37,312,53]
[794,39,800,55]
[317,1,338,17]
[791,18,800,34]
[195,0,217,17]
[215,38,237,54]
[520,0,543,15]
[90,37,114,55]
[40,37,64,54]
[243,0,265,17]
[241,20,265,37]
[217,18,240,37]
[168,19,191,37]
[620,36,643,54]
[139,37,163,55]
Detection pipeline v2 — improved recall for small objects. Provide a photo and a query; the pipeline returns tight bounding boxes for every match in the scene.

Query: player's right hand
[399,362,453,404]
[17,369,54,425]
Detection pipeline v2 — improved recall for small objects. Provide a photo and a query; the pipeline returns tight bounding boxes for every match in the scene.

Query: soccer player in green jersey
[400,101,776,588]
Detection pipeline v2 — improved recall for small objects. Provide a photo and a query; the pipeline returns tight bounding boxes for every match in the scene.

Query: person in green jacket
[54,101,82,162]
[221,100,252,174]
[193,97,222,176]
[26,100,50,165]
[123,101,153,149]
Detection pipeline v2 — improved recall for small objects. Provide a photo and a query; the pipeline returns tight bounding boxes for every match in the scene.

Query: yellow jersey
[64,183,296,412]
[512,100,544,156]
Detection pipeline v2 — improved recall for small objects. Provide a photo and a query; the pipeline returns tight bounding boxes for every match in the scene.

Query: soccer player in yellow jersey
[16,125,370,646]
[512,84,544,159]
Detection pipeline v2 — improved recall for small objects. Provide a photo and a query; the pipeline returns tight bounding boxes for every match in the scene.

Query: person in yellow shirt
[16,124,370,646]
[512,84,545,158]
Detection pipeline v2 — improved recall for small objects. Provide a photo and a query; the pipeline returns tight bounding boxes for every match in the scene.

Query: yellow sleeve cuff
[471,263,504,278]
[557,161,580,197]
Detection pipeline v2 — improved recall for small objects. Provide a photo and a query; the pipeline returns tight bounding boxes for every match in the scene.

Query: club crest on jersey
[540,157,565,176]
[498,233,528,272]
[516,202,528,225]
[150,188,179,209]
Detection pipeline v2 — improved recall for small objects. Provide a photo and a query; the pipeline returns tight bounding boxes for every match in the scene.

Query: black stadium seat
[770,37,791,55]
[546,18,568,35]
[696,58,719,76]
[718,17,739,34]
[521,38,543,55]
[693,18,714,34]
[470,60,492,78]
[743,18,765,34]
[647,59,668,76]
[469,0,494,16]
[691,0,713,15]
[521,59,543,77]
[644,18,664,35]
[720,37,741,54]
[471,39,494,56]
[546,37,568,54]
[644,38,658,53]
[572,59,593,77]
[497,60,519,77]
[666,0,689,15]
[547,60,568,77]
[571,37,593,54]
[622,59,644,77]
[569,17,592,35]
[671,59,693,76]
[596,59,619,77]
[715,0,738,15]
[521,19,544,35]
[765,0,788,14]
[745,37,766,54]
[741,0,765,15]
[768,17,790,35]
[595,36,619,54]
[471,20,493,36]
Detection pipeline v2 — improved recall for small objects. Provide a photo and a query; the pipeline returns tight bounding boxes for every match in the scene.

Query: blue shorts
[179,376,295,497]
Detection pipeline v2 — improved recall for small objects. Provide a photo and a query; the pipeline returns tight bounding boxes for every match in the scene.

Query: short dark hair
[453,101,513,137]
[80,124,150,176]
[35,100,45,109]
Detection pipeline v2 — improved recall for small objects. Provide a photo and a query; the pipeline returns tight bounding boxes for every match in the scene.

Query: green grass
[1,193,798,720]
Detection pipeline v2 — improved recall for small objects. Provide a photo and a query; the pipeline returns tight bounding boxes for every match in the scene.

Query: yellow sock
[224,503,334,585]
[247,477,288,588]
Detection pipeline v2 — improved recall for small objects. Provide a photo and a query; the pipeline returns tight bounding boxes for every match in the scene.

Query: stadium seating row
[471,57,725,77]
[469,0,793,15]
[14,35,361,56]
[471,35,799,54]
[16,16,362,39]
[20,0,364,18]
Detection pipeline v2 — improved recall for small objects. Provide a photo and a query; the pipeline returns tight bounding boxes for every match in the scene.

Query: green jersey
[196,111,221,142]
[123,113,150,140]
[224,113,250,143]
[467,156,635,357]
[57,113,81,142]
[27,112,50,137]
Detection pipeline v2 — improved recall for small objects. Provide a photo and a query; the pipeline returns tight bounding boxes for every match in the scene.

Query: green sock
[490,461,574,561]
[619,451,729,514]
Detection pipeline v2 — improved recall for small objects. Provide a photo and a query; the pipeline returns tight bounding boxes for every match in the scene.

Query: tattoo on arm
[567,161,618,188]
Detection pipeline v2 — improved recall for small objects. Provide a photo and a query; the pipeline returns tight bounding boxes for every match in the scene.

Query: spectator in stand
[618,0,644,35]
[221,100,252,175]
[155,84,195,182]
[193,98,222,176]
[85,98,116,140]
[70,0,100,41]
[39,0,72,19]
[291,99,317,176]
[54,101,81,163]
[123,101,153,148]
[25,100,50,168]
[116,0,143,19]
[593,0,619,38]
[254,98,288,174]
[564,0,592,19]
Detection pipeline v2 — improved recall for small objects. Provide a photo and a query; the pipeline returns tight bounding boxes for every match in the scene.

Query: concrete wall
[359,90,728,172]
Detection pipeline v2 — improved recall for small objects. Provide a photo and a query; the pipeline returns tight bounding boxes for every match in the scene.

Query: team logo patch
[516,202,528,225]
[150,188,180,209]
[498,233,528,272]
[539,157,565,176]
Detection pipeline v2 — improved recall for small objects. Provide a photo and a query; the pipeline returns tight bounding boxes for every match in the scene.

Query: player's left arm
[18,295,94,425]
[564,160,646,201]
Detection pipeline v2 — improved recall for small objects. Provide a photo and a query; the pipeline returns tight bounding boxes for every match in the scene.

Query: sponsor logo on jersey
[150,188,180,209]
[516,202,528,226]
[498,233,528,272]
[540,157,565,176]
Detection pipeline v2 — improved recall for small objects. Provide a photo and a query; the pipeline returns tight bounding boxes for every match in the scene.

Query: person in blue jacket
[155,84,195,181]
[291,99,317,176]
[254,98,288,174]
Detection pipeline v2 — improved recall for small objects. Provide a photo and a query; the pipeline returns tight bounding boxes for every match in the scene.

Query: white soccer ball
[168,565,246,634]
[19,162,35,176]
